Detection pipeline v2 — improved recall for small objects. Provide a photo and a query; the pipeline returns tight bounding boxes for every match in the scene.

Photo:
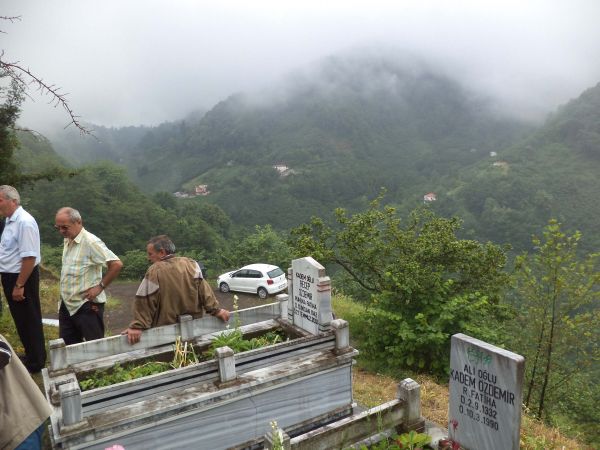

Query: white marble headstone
[289,257,332,335]
[448,334,524,450]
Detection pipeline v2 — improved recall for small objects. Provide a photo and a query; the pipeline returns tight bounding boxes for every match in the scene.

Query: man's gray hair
[148,235,176,255]
[0,185,20,204]
[57,207,82,223]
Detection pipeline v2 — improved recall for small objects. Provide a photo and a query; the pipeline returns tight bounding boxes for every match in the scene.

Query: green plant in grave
[269,420,285,450]
[79,336,201,391]
[359,430,432,450]
[205,296,284,356]
[80,296,285,391]
[79,361,171,391]
[396,430,431,449]
[207,328,284,356]
[351,398,433,450]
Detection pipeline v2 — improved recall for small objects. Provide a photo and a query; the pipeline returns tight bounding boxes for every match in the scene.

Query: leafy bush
[223,224,293,271]
[292,197,511,375]
[360,430,432,450]
[119,249,149,280]
[41,244,63,274]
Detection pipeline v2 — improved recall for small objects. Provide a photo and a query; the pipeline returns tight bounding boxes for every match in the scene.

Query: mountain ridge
[38,53,600,251]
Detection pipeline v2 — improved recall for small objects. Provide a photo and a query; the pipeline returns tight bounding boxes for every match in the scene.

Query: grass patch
[40,279,60,316]
[1,279,60,354]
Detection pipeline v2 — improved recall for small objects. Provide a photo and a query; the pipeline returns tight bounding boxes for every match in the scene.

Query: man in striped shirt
[55,207,123,345]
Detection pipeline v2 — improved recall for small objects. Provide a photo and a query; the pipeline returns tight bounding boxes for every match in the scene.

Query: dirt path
[101,281,275,334]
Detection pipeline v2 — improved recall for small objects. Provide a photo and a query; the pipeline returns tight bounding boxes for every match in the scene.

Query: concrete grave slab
[288,257,333,335]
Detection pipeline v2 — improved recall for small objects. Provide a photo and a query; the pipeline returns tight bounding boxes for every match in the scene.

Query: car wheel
[257,287,268,299]
[219,282,230,293]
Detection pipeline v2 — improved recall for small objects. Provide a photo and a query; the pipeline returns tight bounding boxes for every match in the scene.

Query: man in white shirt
[0,185,46,373]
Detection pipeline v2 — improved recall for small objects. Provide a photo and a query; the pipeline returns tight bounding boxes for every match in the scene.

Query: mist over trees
[44,54,600,257]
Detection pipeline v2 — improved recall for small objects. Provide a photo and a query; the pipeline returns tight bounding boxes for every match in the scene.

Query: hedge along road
[46,281,279,335]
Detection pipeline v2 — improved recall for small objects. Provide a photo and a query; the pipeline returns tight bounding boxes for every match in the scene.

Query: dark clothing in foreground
[59,300,105,346]
[0,219,3,314]
[1,267,46,372]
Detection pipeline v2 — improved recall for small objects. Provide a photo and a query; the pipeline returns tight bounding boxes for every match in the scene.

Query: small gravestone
[288,257,333,335]
[448,334,524,450]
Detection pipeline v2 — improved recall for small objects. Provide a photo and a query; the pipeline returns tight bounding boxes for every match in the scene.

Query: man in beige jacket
[123,235,229,344]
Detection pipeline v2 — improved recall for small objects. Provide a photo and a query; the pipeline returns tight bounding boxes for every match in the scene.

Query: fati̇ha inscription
[448,334,524,450]
[293,270,319,325]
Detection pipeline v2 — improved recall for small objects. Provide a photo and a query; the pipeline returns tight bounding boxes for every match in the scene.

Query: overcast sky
[3,0,600,131]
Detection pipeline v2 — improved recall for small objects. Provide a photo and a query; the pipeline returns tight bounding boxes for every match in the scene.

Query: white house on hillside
[273,164,297,177]
[273,164,289,173]
[423,192,437,203]
[195,184,210,196]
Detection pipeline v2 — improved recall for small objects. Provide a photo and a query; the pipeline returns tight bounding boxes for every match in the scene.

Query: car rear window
[267,267,284,278]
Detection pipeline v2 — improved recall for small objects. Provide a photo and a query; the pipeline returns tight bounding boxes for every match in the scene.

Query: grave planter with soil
[42,299,358,449]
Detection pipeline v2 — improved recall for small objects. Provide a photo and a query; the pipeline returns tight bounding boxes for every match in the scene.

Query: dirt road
[100,281,276,334]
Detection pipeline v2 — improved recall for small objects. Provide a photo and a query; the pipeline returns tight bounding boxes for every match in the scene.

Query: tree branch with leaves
[0,51,92,135]
[290,193,511,374]
[510,220,600,419]
[1,13,92,187]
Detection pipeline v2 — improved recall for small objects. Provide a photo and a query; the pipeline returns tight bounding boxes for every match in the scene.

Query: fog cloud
[3,0,600,131]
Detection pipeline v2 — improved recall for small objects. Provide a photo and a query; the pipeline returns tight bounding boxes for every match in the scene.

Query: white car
[217,264,287,299]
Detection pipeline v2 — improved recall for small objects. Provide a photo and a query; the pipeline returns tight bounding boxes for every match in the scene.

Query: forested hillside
[40,55,600,254]
[13,132,230,261]
[432,82,600,253]
[48,55,533,232]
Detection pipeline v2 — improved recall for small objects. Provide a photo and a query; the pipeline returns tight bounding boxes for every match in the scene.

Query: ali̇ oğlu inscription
[448,334,524,450]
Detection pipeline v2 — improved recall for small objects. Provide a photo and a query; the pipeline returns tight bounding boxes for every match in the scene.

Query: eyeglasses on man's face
[54,224,72,231]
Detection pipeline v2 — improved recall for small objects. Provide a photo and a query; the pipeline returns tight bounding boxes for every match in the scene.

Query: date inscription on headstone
[448,334,524,450]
